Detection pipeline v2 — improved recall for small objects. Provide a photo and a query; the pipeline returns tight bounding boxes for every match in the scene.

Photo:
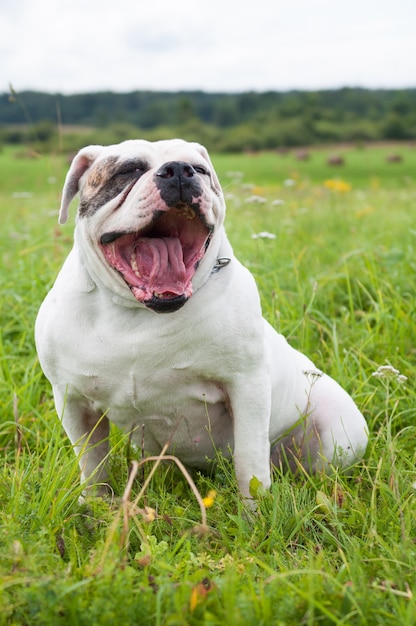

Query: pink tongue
[136,237,186,295]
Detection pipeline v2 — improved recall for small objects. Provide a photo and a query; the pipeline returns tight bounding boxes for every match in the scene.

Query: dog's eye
[114,160,147,178]
[193,165,209,175]
[116,167,144,177]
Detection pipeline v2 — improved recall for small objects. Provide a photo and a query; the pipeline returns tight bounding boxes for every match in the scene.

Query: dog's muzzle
[100,161,214,313]
[156,161,203,208]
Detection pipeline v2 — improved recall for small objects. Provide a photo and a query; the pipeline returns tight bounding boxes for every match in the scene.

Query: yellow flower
[202,490,217,508]
[251,185,264,195]
[324,179,351,192]
[142,506,157,522]
[190,578,216,612]
[355,205,375,218]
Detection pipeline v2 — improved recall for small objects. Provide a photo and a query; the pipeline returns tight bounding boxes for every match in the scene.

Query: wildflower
[303,369,324,385]
[372,365,399,379]
[224,192,239,203]
[142,506,157,522]
[272,199,285,206]
[284,178,295,187]
[245,195,267,204]
[355,206,375,218]
[372,365,407,384]
[202,490,217,508]
[12,191,33,199]
[190,578,216,612]
[251,231,276,240]
[324,179,351,192]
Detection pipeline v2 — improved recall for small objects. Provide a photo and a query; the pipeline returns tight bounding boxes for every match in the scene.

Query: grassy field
[0,142,415,625]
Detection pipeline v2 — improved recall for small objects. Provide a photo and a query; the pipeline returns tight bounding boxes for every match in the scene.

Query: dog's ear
[191,142,222,195]
[59,146,102,224]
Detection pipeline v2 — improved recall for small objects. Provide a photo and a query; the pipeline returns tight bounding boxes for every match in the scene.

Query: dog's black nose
[155,161,202,207]
[156,161,196,179]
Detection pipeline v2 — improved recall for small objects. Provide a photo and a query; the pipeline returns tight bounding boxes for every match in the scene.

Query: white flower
[224,192,239,203]
[245,195,267,204]
[372,365,400,379]
[372,365,407,384]
[303,369,324,384]
[251,231,276,240]
[226,171,244,179]
[272,199,285,206]
[12,191,33,199]
[284,179,295,187]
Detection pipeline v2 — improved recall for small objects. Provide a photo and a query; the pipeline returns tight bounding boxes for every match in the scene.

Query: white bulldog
[35,139,368,501]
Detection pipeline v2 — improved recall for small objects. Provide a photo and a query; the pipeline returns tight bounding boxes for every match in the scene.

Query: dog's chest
[94,362,232,465]
[62,309,234,460]
[74,325,224,402]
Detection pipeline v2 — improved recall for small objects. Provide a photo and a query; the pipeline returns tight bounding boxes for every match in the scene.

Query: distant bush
[2,87,416,153]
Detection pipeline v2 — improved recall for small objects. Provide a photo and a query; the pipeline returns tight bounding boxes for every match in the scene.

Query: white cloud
[2,0,415,93]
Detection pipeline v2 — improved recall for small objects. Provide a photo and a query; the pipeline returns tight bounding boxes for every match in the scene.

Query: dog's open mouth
[100,205,212,312]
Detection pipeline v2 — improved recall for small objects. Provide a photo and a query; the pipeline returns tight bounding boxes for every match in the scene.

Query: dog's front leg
[54,389,111,495]
[227,374,272,501]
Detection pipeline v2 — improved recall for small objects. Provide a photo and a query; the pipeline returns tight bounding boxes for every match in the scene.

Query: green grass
[1,143,415,625]
[212,143,416,189]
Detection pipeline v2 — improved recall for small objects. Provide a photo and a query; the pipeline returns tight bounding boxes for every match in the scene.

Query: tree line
[1,87,415,152]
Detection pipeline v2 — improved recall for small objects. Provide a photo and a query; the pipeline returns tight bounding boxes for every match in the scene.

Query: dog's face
[60,139,225,313]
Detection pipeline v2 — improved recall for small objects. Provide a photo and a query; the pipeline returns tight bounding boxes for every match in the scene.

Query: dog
[35,139,368,502]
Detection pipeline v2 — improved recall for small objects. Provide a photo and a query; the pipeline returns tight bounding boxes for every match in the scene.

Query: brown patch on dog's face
[79,156,150,218]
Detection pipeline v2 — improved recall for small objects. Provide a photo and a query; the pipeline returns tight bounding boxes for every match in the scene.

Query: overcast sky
[1,0,415,94]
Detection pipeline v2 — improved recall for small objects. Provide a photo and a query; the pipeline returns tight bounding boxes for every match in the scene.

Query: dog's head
[59,139,226,313]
